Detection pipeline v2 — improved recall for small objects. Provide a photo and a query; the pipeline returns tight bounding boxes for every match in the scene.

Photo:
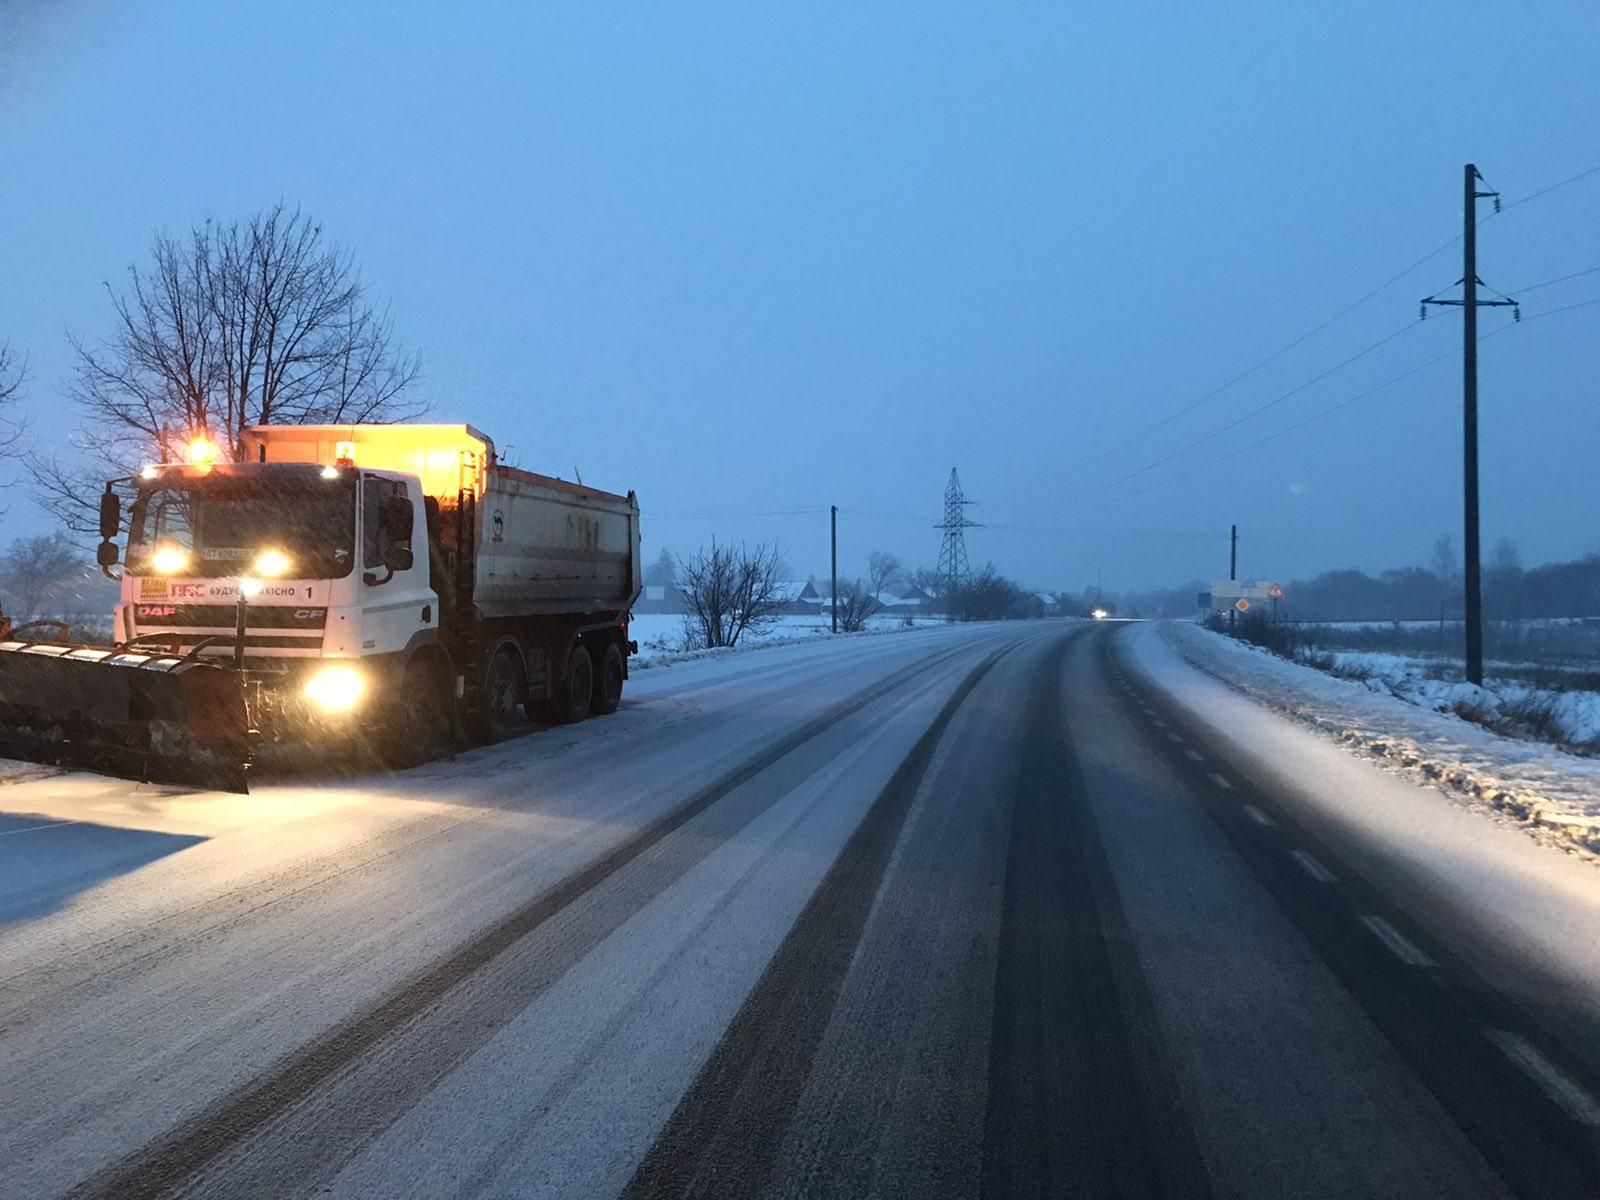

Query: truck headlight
[151,545,191,575]
[254,549,292,578]
[304,663,367,713]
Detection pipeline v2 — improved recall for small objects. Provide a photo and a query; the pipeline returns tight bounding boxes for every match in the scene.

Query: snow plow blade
[0,638,250,793]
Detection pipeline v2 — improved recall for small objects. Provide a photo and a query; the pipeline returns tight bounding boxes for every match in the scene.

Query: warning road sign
[1267,582,1286,600]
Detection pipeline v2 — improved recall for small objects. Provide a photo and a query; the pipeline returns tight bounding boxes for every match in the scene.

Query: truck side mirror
[97,540,120,568]
[380,495,414,542]
[384,544,414,573]
[99,485,121,539]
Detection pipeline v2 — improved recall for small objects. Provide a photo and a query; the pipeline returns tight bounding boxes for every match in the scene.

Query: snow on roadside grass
[1161,623,1600,859]
[1298,649,1600,754]
[627,613,945,671]
[0,757,63,786]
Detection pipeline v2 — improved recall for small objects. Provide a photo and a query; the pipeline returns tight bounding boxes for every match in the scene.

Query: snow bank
[628,613,946,670]
[1300,648,1600,753]
[0,757,62,786]
[1159,623,1600,858]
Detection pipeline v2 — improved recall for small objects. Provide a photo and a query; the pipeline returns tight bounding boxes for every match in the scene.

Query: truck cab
[108,424,640,766]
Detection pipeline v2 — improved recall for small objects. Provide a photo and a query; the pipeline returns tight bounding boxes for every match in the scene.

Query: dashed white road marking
[1150,718,1167,729]
[1207,773,1233,790]
[0,819,80,838]
[1359,914,1436,968]
[1242,804,1275,827]
[1184,749,1203,762]
[1290,849,1337,883]
[1486,1030,1600,1127]
[1166,732,1184,744]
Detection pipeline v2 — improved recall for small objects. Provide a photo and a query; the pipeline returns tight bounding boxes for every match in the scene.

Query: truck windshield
[128,472,357,579]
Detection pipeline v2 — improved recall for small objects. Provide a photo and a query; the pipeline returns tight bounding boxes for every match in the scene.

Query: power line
[1507,266,1600,295]
[1020,316,1429,519]
[1025,234,1465,492]
[1498,162,1600,214]
[1035,296,1596,522]
[1022,160,1599,499]
[648,507,827,520]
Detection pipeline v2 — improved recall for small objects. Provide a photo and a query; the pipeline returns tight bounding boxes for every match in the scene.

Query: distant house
[632,583,684,614]
[773,580,822,615]
[877,583,935,616]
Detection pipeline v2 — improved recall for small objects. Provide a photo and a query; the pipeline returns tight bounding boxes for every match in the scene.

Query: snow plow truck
[0,425,642,792]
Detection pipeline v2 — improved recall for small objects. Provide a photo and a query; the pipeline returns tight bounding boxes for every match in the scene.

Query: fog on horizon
[1,3,1595,596]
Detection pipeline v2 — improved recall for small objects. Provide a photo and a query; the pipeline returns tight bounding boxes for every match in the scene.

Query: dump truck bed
[240,424,642,620]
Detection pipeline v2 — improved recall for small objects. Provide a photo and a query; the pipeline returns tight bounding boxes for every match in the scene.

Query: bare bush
[678,540,787,649]
[32,204,423,532]
[866,551,902,598]
[0,532,88,620]
[950,564,1031,621]
[0,343,25,495]
[833,579,878,633]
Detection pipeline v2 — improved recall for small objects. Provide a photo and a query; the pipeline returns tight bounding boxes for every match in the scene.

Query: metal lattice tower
[935,467,980,600]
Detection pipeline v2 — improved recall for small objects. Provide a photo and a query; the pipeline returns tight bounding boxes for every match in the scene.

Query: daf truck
[0,424,642,789]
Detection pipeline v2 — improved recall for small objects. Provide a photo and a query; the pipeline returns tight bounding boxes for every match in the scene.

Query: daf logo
[137,606,177,617]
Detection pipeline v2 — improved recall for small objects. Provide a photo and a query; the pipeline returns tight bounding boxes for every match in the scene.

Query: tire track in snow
[622,642,1014,1200]
[978,630,1210,1200]
[63,638,989,1200]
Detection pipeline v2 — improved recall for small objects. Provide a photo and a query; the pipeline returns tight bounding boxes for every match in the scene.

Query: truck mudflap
[0,634,251,793]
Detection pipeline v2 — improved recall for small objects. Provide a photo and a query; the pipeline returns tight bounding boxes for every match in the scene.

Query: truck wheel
[472,645,527,742]
[382,659,450,768]
[592,642,624,715]
[550,645,593,725]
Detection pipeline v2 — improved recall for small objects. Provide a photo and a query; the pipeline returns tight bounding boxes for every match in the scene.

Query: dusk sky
[2,2,1596,591]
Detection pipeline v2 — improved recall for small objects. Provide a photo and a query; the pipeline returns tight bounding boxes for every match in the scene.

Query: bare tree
[866,550,903,599]
[907,566,945,598]
[833,579,878,633]
[1430,534,1459,584]
[1491,537,1521,572]
[0,342,25,475]
[0,532,86,620]
[31,204,424,531]
[951,564,1030,621]
[677,540,787,649]
[644,547,678,587]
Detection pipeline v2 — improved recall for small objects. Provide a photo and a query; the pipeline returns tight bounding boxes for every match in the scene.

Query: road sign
[1235,599,1250,613]
[1267,582,1285,600]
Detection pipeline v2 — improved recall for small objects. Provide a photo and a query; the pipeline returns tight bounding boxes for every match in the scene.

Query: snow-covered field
[1296,648,1600,753]
[1161,623,1600,857]
[628,612,947,667]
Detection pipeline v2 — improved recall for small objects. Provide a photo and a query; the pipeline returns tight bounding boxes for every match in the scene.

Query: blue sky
[1,2,1596,590]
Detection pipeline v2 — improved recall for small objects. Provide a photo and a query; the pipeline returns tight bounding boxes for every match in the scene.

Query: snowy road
[3,620,1600,1197]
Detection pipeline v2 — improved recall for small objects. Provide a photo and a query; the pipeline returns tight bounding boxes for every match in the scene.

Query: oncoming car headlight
[303,663,367,714]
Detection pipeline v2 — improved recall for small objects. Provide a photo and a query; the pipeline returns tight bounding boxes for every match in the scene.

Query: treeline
[1099,550,1600,622]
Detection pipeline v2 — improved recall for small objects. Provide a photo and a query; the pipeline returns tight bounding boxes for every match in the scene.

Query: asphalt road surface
[3,621,1598,1198]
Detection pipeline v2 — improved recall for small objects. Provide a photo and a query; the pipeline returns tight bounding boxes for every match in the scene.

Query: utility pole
[830,505,838,634]
[1229,524,1238,631]
[1422,164,1518,685]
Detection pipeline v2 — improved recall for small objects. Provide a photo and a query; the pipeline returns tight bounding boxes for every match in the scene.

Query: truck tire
[471,644,527,742]
[381,659,450,768]
[592,642,624,715]
[549,645,593,725]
